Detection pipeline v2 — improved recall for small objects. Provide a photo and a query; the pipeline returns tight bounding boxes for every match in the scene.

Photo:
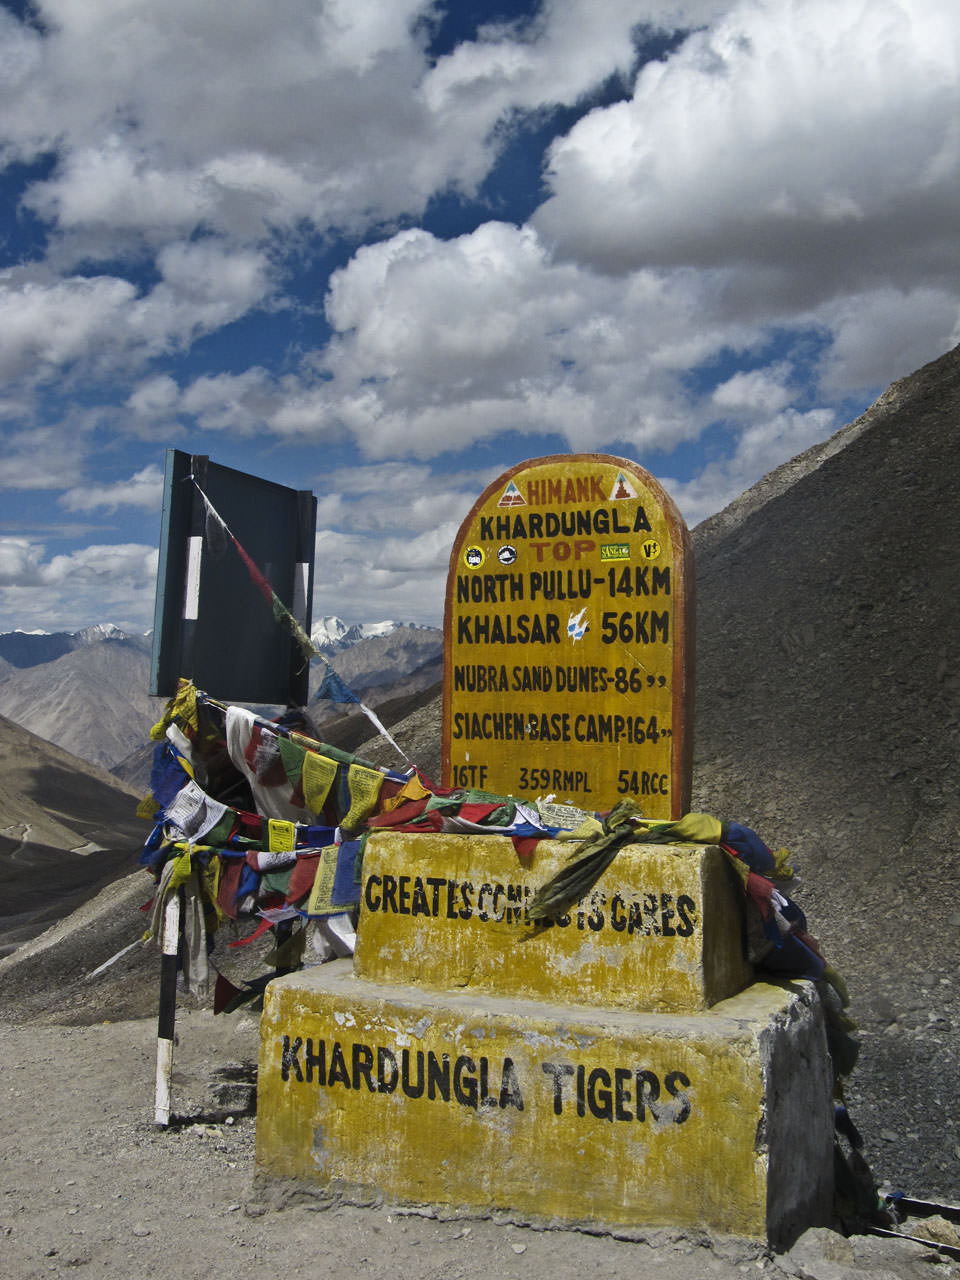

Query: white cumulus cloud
[59,465,165,514]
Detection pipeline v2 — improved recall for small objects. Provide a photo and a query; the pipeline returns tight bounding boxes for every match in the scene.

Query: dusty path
[1,1008,955,1280]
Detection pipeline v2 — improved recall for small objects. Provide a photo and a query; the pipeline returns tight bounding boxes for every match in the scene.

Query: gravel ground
[2,1008,958,1280]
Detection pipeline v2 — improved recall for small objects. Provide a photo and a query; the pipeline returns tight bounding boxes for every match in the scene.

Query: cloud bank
[0,0,957,632]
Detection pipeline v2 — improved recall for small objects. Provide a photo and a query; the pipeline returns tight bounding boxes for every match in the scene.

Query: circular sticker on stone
[464,546,485,568]
[640,538,662,560]
[498,544,518,565]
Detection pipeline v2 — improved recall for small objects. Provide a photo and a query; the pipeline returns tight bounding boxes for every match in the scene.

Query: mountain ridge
[0,619,442,776]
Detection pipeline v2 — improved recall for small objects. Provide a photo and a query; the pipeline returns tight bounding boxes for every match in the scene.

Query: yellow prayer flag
[150,677,199,741]
[268,819,297,852]
[302,750,338,815]
[306,845,343,915]
[137,793,158,820]
[669,812,724,844]
[381,773,432,813]
[342,764,383,833]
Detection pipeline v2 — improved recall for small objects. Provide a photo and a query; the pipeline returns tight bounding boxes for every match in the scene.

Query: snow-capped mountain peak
[310,615,351,648]
[309,616,432,652]
[76,622,126,645]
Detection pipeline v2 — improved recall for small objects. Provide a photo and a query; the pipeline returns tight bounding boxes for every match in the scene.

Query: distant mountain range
[0,617,442,778]
[0,622,141,669]
[0,616,427,667]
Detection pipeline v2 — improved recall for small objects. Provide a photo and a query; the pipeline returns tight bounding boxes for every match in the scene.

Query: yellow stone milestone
[256,964,833,1243]
[355,832,752,1012]
[442,454,695,816]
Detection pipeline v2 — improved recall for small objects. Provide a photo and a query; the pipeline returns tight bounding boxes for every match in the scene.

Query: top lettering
[479,507,652,541]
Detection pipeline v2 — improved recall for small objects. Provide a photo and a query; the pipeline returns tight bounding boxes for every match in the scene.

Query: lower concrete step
[256,963,833,1245]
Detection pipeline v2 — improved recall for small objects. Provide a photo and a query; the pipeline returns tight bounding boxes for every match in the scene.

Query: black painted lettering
[410,876,431,917]
[304,1038,325,1084]
[401,1049,424,1098]
[610,894,627,932]
[665,1070,692,1124]
[381,874,398,914]
[506,883,527,925]
[477,882,494,922]
[328,1041,350,1088]
[542,1062,575,1115]
[445,879,459,919]
[397,875,411,915]
[426,876,445,916]
[453,1056,478,1110]
[614,1067,633,1121]
[499,1058,524,1110]
[364,875,382,912]
[660,892,676,937]
[676,895,697,937]
[352,1042,375,1092]
[459,881,474,920]
[627,898,648,935]
[587,1067,613,1121]
[427,1051,451,1102]
[479,1057,498,1109]
[377,1047,398,1093]
[635,1069,660,1120]
[281,1035,303,1083]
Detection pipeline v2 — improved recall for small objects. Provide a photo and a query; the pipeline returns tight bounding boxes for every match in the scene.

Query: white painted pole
[154,890,181,1126]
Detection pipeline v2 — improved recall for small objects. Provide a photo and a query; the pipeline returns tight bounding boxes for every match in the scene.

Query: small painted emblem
[464,546,485,568]
[601,543,630,562]
[567,609,589,642]
[609,471,637,501]
[498,481,526,507]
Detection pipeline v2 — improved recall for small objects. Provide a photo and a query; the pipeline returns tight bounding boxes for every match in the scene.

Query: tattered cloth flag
[526,800,641,923]
[305,839,365,916]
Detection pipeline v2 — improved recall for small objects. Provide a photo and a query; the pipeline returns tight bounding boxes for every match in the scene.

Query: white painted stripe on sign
[184,535,203,620]
[292,561,309,623]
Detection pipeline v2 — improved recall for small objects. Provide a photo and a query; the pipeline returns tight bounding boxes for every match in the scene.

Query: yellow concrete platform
[355,832,752,1012]
[257,963,833,1244]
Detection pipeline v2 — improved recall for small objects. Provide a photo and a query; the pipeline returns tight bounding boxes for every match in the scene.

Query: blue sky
[1,0,957,634]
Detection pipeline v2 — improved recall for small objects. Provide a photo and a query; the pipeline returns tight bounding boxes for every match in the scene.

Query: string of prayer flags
[163,779,231,845]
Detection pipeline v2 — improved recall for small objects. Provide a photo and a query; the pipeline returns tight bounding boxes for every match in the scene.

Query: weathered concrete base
[256,965,833,1247]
